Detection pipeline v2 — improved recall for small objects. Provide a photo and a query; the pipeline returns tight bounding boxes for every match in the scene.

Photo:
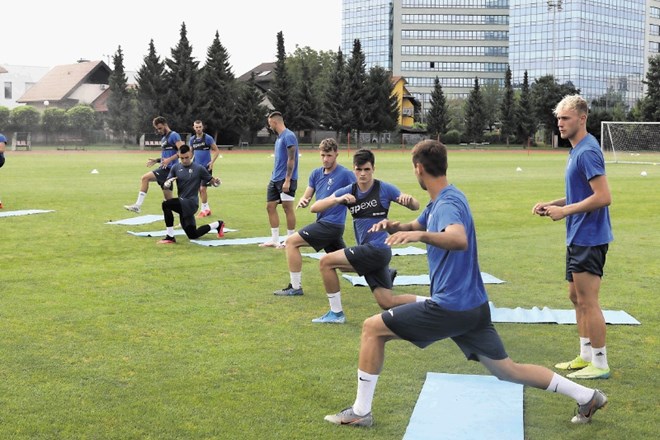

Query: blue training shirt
[161,131,181,168]
[271,128,299,181]
[190,133,215,167]
[565,133,613,246]
[0,133,6,157]
[335,180,401,247]
[417,185,488,311]
[308,165,356,225]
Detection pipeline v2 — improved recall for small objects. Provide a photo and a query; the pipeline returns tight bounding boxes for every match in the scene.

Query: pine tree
[364,66,398,148]
[297,59,320,131]
[642,54,660,121]
[426,77,450,141]
[500,66,516,145]
[345,39,367,147]
[322,48,347,142]
[162,22,200,131]
[268,32,299,128]
[135,40,167,133]
[236,73,269,145]
[199,30,237,143]
[106,46,135,147]
[516,71,535,145]
[464,78,485,143]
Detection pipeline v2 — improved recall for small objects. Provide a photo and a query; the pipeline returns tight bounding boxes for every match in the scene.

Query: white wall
[0,64,50,109]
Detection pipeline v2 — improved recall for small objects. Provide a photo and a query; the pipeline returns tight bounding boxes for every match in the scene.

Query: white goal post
[600,121,660,164]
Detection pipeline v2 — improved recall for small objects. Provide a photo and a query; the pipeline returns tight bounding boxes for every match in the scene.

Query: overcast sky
[1,0,342,76]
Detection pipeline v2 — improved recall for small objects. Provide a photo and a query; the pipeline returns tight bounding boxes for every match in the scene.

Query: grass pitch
[0,146,657,439]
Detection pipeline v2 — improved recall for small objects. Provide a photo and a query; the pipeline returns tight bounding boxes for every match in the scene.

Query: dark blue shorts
[152,167,171,189]
[382,300,508,361]
[0,155,5,168]
[344,244,392,291]
[266,179,298,202]
[299,221,346,253]
[565,244,608,281]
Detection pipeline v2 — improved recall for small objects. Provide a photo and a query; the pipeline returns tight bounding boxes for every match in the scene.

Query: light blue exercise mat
[191,236,274,246]
[127,228,238,237]
[342,272,505,286]
[403,373,523,440]
[489,302,640,325]
[0,209,54,218]
[106,215,164,225]
[303,246,426,260]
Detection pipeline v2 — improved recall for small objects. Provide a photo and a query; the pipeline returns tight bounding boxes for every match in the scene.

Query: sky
[1,0,342,76]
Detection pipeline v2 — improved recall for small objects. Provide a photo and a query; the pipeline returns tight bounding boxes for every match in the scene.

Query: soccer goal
[600,121,660,164]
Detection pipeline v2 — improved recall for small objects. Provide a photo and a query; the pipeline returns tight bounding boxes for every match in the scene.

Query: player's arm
[0,140,6,153]
[209,141,220,170]
[532,197,566,216]
[282,145,296,191]
[545,175,611,221]
[386,223,467,250]
[310,192,355,213]
[396,193,420,211]
[370,218,423,234]
[297,186,316,209]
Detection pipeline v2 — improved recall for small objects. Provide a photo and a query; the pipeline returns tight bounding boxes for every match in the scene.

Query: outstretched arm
[386,223,467,250]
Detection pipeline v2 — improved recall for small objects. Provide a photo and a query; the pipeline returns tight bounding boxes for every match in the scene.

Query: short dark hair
[267,111,282,119]
[353,148,375,167]
[153,116,167,126]
[178,144,191,155]
[411,140,447,177]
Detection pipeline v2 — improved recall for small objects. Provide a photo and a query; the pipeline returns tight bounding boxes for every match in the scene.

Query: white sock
[136,191,146,206]
[166,226,175,236]
[416,296,428,302]
[327,291,342,313]
[202,203,210,211]
[546,373,594,405]
[290,272,302,289]
[353,369,379,415]
[287,229,295,236]
[271,228,280,243]
[591,346,609,370]
[208,221,220,230]
[580,337,592,362]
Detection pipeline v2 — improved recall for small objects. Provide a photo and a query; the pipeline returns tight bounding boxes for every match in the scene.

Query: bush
[442,129,462,145]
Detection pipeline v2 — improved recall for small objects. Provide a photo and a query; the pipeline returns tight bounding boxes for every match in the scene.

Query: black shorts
[565,244,608,281]
[298,221,346,253]
[344,244,392,290]
[382,300,508,361]
[152,167,171,189]
[0,155,5,168]
[266,179,297,203]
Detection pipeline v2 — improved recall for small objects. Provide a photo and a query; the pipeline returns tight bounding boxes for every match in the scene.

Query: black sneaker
[157,236,176,244]
[217,220,225,238]
[389,268,398,286]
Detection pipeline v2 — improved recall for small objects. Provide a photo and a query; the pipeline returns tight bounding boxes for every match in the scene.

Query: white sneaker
[124,204,141,213]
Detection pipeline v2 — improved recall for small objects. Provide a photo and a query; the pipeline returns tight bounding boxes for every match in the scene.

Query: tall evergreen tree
[135,40,167,133]
[516,71,535,145]
[199,30,237,143]
[426,77,450,141]
[364,66,398,148]
[322,48,348,141]
[106,46,135,146]
[531,75,579,144]
[236,73,269,145]
[642,54,660,121]
[500,66,516,145]
[345,39,367,147]
[464,77,485,143]
[162,22,200,131]
[268,31,299,127]
[297,59,320,131]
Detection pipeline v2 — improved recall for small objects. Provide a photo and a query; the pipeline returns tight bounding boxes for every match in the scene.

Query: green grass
[0,148,657,439]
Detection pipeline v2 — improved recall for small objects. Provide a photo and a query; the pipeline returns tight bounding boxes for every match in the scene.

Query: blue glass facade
[342,0,393,70]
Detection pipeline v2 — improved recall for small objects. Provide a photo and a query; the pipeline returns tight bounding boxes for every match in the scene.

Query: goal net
[600,121,660,164]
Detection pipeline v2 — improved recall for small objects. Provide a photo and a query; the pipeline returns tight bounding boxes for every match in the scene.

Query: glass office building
[342,0,393,70]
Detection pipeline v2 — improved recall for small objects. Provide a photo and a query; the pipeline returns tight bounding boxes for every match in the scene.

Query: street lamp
[547,0,563,79]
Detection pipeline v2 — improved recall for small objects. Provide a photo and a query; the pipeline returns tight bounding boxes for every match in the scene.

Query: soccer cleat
[273,283,304,296]
[217,220,225,238]
[259,241,278,248]
[571,389,607,424]
[567,365,611,380]
[555,355,590,371]
[389,268,398,285]
[157,236,176,244]
[312,310,346,324]
[124,204,141,213]
[0,201,3,209]
[324,407,373,427]
[197,209,211,218]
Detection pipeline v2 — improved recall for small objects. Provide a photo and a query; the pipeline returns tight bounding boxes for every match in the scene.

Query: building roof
[17,60,110,103]
[0,65,7,74]
[237,62,277,93]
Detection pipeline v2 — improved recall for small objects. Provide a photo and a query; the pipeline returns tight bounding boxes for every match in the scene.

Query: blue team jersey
[271,128,299,181]
[308,165,356,225]
[335,180,400,247]
[161,131,181,168]
[190,133,215,167]
[565,133,613,246]
[417,185,488,311]
[0,133,6,156]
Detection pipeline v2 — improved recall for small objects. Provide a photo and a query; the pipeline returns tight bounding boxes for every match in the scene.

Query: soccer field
[0,148,657,439]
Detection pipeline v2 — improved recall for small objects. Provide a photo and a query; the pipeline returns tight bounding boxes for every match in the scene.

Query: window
[4,82,12,99]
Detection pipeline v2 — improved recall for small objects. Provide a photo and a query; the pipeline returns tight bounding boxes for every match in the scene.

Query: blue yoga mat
[303,246,426,260]
[342,272,505,286]
[106,215,163,225]
[191,236,274,246]
[489,302,640,325]
[0,209,54,218]
[403,373,523,440]
[127,228,238,237]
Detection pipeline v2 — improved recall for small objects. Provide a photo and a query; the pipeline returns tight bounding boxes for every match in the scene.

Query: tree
[287,46,336,115]
[162,22,200,131]
[642,54,660,121]
[500,66,516,145]
[345,39,368,147]
[66,105,95,141]
[426,77,450,141]
[296,58,320,133]
[516,71,535,145]
[268,31,299,127]
[41,107,68,143]
[0,106,11,130]
[199,30,237,144]
[530,75,579,144]
[364,66,399,148]
[236,73,269,145]
[135,39,167,133]
[322,48,348,141]
[9,106,40,132]
[464,78,485,143]
[106,46,135,146]
[481,81,501,132]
